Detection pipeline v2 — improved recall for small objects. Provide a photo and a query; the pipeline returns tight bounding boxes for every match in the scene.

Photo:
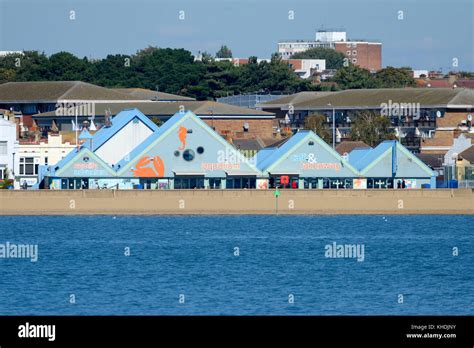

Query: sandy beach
[1,189,473,215]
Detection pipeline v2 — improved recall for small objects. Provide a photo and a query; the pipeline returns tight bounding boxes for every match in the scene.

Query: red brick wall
[437,111,471,128]
[335,42,382,72]
[203,119,274,139]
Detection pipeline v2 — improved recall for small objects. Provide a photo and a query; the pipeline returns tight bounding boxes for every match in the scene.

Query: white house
[443,133,473,166]
[14,134,76,188]
[0,117,17,179]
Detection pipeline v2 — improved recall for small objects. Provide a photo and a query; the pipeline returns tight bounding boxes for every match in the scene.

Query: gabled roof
[54,147,117,177]
[255,130,358,174]
[254,148,276,166]
[348,147,373,167]
[256,131,311,171]
[257,91,333,108]
[262,88,474,110]
[33,100,275,118]
[47,146,116,177]
[349,140,436,177]
[113,88,195,101]
[232,138,264,151]
[0,81,143,102]
[48,146,81,175]
[90,108,159,152]
[349,141,394,172]
[115,110,261,175]
[113,111,197,172]
[459,145,474,163]
[336,141,371,155]
[416,153,444,169]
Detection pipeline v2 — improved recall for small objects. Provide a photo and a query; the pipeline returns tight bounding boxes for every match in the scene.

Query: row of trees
[0,46,416,100]
[0,48,312,100]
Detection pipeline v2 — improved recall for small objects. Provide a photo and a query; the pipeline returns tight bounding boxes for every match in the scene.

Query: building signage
[73,162,106,176]
[201,163,241,171]
[291,152,341,171]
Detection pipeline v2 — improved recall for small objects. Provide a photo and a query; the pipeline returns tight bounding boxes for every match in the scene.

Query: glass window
[183,149,195,161]
[197,146,204,154]
[209,178,221,189]
[233,178,242,189]
[0,141,7,155]
[20,157,37,175]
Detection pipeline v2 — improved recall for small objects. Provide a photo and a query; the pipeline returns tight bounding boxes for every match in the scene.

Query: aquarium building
[44,108,262,189]
[44,108,436,189]
[254,130,436,189]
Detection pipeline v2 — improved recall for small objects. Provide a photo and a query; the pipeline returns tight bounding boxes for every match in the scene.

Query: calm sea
[0,215,472,315]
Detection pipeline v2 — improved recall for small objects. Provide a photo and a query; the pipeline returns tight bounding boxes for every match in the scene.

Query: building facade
[13,134,76,188]
[278,30,382,71]
[44,108,436,190]
[0,117,17,179]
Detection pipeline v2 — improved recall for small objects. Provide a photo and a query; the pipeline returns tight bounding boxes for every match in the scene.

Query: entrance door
[81,178,89,189]
[175,176,205,189]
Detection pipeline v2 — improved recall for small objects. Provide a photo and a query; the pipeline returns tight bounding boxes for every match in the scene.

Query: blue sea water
[0,215,472,315]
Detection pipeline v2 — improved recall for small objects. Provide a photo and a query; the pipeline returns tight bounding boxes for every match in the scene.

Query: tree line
[0,46,417,100]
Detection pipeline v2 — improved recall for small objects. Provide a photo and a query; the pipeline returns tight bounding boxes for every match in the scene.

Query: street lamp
[12,152,15,177]
[328,103,335,149]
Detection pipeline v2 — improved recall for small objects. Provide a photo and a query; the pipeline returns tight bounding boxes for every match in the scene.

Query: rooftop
[33,100,275,118]
[336,141,371,155]
[112,88,195,101]
[459,145,474,163]
[259,88,474,110]
[0,81,143,102]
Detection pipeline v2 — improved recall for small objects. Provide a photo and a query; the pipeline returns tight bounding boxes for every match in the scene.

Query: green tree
[216,45,233,58]
[350,110,395,146]
[332,65,375,89]
[48,52,94,81]
[374,66,415,88]
[304,113,331,143]
[0,51,50,83]
[291,47,346,69]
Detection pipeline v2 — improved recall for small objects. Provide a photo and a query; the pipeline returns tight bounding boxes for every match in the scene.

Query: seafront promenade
[1,189,473,215]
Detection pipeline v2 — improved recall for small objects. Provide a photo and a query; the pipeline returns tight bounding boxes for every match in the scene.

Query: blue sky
[1,0,472,71]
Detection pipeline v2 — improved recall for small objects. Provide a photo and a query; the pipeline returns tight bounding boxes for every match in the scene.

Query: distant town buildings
[258,88,474,153]
[278,29,382,72]
[0,51,23,57]
[213,57,326,79]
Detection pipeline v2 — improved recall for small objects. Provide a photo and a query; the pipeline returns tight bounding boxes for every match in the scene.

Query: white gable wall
[95,119,153,166]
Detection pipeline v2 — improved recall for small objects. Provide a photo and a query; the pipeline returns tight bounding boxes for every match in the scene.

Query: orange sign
[131,156,165,177]
[178,126,187,150]
[280,176,289,185]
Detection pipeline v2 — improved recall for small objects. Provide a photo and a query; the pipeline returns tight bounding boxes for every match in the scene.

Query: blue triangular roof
[89,108,159,152]
[47,146,81,176]
[113,110,192,171]
[78,129,93,140]
[349,141,394,172]
[347,147,372,167]
[256,131,311,171]
[253,148,276,168]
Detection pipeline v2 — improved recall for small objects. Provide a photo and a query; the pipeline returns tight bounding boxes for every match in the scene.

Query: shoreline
[1,189,473,215]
